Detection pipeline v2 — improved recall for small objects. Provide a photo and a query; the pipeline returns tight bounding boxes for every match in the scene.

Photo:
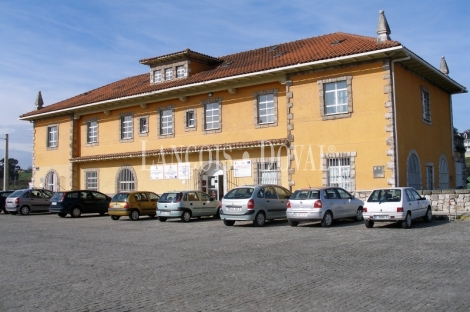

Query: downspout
[449,94,455,187]
[391,55,410,187]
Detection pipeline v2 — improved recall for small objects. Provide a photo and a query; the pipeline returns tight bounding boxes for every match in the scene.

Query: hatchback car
[0,191,14,214]
[157,190,220,222]
[108,191,160,221]
[363,187,432,229]
[5,189,54,215]
[286,187,364,227]
[220,184,291,227]
[49,190,112,218]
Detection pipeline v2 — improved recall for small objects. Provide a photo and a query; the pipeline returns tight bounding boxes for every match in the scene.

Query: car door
[91,191,108,213]
[147,192,159,215]
[263,186,280,219]
[186,192,202,216]
[404,189,418,216]
[40,190,54,211]
[336,188,356,218]
[274,186,291,218]
[81,191,95,213]
[410,188,427,217]
[324,188,344,218]
[199,192,217,216]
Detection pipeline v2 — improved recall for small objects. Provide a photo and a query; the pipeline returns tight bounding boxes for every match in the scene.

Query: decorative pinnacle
[377,10,391,43]
[440,56,449,75]
[35,91,44,110]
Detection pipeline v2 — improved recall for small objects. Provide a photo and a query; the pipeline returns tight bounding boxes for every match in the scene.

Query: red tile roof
[21,32,401,118]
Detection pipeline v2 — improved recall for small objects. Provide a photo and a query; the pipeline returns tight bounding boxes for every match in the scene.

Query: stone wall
[353,189,470,212]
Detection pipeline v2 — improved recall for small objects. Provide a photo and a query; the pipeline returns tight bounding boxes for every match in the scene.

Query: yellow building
[20,11,467,196]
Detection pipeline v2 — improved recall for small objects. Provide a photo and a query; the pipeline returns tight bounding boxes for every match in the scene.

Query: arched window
[438,155,449,189]
[116,166,136,192]
[45,170,59,192]
[407,151,421,189]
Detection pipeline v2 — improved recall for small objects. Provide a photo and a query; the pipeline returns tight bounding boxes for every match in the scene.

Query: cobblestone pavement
[1,213,469,311]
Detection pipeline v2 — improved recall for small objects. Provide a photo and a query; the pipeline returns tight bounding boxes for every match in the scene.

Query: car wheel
[58,213,67,218]
[214,208,221,219]
[10,211,17,215]
[110,215,120,220]
[321,211,333,227]
[19,206,30,215]
[180,210,191,222]
[364,219,374,228]
[354,207,364,221]
[223,219,235,226]
[129,210,140,221]
[288,219,299,227]
[423,208,432,222]
[253,212,266,227]
[158,217,167,222]
[402,213,412,229]
[71,207,82,218]
[148,215,156,218]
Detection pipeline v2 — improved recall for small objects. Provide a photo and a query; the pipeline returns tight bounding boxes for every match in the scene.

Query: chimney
[376,10,391,43]
[35,91,44,110]
[440,56,449,75]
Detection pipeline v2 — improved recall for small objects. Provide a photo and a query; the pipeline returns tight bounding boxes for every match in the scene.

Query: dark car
[49,190,111,218]
[0,191,14,213]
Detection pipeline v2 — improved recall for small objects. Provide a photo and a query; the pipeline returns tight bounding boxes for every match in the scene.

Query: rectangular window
[324,81,348,115]
[176,66,185,78]
[87,120,98,144]
[153,70,162,82]
[186,111,195,128]
[121,115,133,140]
[160,109,173,135]
[328,157,351,190]
[205,102,219,130]
[422,88,431,122]
[139,118,148,134]
[258,94,275,124]
[47,125,58,148]
[257,162,279,184]
[85,171,98,191]
[165,68,173,80]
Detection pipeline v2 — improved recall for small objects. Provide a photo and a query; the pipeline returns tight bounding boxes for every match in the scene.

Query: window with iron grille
[47,125,58,148]
[421,86,431,123]
[324,81,348,115]
[85,171,98,191]
[257,161,279,184]
[160,109,173,135]
[176,65,185,78]
[327,157,351,190]
[407,151,421,189]
[121,115,133,140]
[87,120,98,144]
[165,68,173,80]
[205,102,220,130]
[258,94,275,124]
[117,168,135,192]
[153,70,162,82]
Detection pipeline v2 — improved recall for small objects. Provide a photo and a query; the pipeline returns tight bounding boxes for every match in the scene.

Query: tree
[0,158,21,181]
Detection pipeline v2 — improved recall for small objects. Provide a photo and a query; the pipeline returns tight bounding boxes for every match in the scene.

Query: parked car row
[2,185,432,229]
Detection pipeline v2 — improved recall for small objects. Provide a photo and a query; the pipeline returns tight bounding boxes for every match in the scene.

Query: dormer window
[176,66,186,78]
[165,68,173,80]
[153,70,162,82]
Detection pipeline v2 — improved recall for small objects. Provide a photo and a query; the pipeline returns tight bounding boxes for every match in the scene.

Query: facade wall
[394,64,454,188]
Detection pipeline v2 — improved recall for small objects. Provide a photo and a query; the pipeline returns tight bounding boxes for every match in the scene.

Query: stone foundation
[353,189,470,212]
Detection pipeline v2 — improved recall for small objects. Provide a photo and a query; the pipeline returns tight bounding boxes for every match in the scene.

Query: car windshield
[291,190,320,200]
[51,192,65,201]
[367,189,401,202]
[112,193,129,202]
[159,192,181,203]
[8,190,23,197]
[224,188,254,199]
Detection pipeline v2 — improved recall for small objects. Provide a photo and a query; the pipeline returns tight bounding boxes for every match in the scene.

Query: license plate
[51,202,57,205]
[161,211,170,216]
[374,215,389,219]
[229,208,241,212]
[114,204,120,208]
[294,213,307,217]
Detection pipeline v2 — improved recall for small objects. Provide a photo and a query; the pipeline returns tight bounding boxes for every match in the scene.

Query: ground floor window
[255,159,280,184]
[438,155,449,189]
[45,170,59,192]
[85,171,98,191]
[116,166,136,192]
[407,150,421,189]
[327,157,351,190]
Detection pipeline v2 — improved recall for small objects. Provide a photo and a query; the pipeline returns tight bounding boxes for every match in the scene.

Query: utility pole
[3,134,8,191]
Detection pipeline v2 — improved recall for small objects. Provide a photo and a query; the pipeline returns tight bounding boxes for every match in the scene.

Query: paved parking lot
[1,212,469,311]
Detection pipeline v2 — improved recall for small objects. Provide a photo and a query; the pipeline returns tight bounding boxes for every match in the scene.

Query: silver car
[286,187,364,227]
[220,184,292,227]
[157,190,220,222]
[5,189,54,215]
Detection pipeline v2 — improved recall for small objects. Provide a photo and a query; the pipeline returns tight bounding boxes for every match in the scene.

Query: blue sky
[0,0,469,168]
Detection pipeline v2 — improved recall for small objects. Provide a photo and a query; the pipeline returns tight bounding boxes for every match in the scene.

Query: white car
[363,187,432,229]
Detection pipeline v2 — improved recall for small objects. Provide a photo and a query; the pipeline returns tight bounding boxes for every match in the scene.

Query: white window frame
[324,81,348,115]
[120,114,133,141]
[160,109,173,135]
[86,119,98,144]
[176,65,185,78]
[116,166,136,192]
[186,111,195,128]
[205,102,220,130]
[47,125,58,148]
[153,70,162,83]
[165,68,173,80]
[318,76,352,120]
[258,94,275,124]
[45,170,59,191]
[138,116,148,136]
[327,157,351,191]
[85,170,98,191]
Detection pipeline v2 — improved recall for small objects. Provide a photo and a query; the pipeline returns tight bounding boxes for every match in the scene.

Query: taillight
[363,207,368,212]
[397,207,403,212]
[15,198,19,205]
[176,192,183,203]
[123,202,130,209]
[287,201,291,209]
[313,200,322,208]
[247,199,255,209]
[108,203,112,208]
[60,193,66,202]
